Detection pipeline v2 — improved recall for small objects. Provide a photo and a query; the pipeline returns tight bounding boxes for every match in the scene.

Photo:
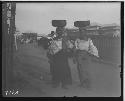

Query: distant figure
[113,30,120,37]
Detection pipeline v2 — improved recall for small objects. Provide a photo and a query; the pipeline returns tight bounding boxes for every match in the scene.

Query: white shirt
[75,39,89,51]
[75,38,99,57]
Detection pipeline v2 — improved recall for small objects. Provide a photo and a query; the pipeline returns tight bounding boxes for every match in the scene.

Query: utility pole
[2,2,16,93]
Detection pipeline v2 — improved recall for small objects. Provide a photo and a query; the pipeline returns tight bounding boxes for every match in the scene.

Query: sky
[15,2,120,35]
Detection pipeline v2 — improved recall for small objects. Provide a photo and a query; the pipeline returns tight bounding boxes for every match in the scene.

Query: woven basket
[52,20,66,27]
[74,21,90,27]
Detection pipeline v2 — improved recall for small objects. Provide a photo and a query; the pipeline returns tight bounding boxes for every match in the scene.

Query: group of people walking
[46,27,99,90]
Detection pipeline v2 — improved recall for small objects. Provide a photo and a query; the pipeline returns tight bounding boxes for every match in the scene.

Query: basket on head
[74,21,90,28]
[52,20,67,27]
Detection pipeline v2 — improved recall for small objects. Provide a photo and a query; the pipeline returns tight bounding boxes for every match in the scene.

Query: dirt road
[13,43,121,97]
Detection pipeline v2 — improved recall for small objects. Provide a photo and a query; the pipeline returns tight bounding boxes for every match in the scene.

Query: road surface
[12,43,121,97]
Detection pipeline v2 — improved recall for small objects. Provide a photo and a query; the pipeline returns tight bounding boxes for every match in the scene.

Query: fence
[89,35,121,65]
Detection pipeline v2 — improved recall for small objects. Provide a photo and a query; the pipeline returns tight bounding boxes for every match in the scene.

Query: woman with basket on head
[47,20,73,89]
[73,21,99,90]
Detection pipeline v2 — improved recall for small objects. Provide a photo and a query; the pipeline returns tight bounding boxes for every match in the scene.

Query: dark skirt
[52,50,72,86]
